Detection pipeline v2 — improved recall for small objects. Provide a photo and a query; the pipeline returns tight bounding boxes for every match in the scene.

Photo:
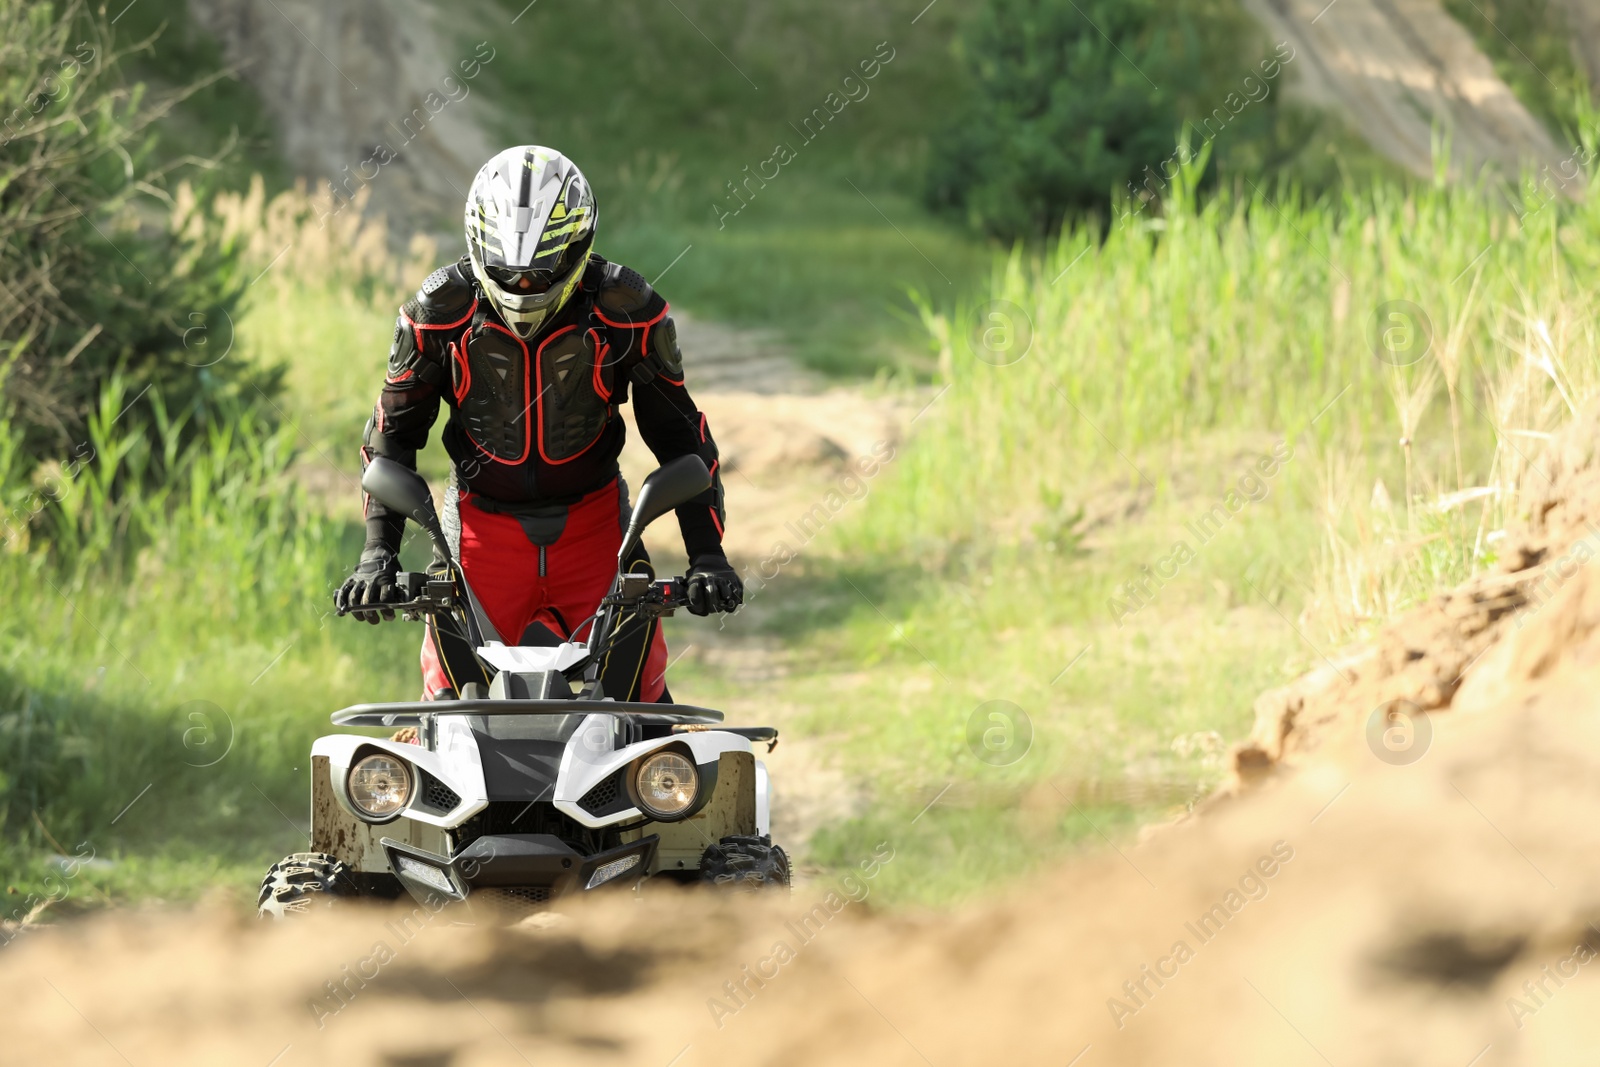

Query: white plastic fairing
[312,729,487,829]
[554,721,755,828]
[755,760,772,836]
[476,640,589,673]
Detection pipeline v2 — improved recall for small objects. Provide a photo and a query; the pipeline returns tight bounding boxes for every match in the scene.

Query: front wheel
[699,835,790,890]
[257,852,358,919]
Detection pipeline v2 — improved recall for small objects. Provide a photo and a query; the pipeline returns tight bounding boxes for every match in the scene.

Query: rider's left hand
[686,554,743,616]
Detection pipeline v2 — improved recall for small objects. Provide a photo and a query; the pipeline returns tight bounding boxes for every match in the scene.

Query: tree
[0,0,264,467]
[927,0,1274,239]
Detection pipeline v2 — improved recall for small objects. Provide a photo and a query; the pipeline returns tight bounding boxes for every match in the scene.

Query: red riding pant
[420,478,668,701]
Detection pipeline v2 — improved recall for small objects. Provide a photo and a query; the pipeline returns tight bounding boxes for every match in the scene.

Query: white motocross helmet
[464,146,597,341]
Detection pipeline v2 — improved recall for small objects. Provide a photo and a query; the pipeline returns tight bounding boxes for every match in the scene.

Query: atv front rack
[331,698,725,728]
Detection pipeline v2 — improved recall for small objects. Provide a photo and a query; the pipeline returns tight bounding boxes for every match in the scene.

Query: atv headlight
[634,751,698,820]
[348,753,412,821]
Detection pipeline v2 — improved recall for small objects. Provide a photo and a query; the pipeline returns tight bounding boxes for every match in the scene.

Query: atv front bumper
[380,833,659,909]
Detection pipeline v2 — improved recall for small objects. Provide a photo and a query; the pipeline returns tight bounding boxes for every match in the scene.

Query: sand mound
[1234,406,1600,781]
[1243,0,1576,183]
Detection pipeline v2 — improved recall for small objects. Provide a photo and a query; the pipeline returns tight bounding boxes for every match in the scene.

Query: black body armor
[361,255,726,563]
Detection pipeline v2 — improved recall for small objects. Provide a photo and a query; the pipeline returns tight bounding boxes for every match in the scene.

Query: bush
[926,0,1283,238]
[0,0,272,474]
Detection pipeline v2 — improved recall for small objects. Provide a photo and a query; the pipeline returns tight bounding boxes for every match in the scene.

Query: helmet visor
[486,258,586,339]
[486,266,560,294]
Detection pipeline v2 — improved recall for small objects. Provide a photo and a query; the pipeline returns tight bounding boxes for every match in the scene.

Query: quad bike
[258,455,788,919]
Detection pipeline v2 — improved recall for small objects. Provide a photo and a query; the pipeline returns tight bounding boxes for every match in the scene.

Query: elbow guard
[363,410,414,467]
[631,314,685,384]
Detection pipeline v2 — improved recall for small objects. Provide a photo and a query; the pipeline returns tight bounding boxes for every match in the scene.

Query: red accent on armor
[590,328,613,402]
[697,413,708,443]
[402,300,478,334]
[535,324,608,466]
[709,506,724,538]
[466,321,534,465]
[400,300,477,380]
[449,339,469,403]
[708,459,718,478]
[592,302,668,332]
[386,368,414,384]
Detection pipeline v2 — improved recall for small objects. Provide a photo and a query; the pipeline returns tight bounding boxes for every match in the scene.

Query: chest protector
[450,302,618,465]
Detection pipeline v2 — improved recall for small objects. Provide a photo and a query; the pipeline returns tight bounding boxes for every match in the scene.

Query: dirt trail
[1556,0,1600,93]
[1244,0,1575,180]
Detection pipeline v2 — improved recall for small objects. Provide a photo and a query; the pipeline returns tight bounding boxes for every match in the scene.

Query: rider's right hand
[335,546,403,624]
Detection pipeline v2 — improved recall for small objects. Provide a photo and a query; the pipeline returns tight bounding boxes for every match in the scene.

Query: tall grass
[854,157,1600,585]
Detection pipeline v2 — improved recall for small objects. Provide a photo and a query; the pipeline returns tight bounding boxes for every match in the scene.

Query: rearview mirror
[619,455,712,562]
[362,457,449,559]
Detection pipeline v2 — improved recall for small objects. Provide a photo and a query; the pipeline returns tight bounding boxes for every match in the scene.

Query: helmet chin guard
[465,146,597,340]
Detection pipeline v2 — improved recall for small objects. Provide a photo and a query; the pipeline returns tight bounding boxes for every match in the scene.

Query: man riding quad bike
[336,145,742,701]
[255,148,785,920]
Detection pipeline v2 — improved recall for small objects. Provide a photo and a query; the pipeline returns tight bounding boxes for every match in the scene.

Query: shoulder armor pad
[595,261,662,321]
[408,260,476,323]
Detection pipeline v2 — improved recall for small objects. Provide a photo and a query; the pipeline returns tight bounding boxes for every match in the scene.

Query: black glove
[334,545,402,624]
[685,554,743,616]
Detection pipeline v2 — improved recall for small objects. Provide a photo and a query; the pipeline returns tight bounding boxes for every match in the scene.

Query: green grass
[685,439,1310,908]
[0,379,422,909]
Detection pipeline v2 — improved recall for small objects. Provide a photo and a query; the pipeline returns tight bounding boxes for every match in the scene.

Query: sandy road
[1244,0,1576,180]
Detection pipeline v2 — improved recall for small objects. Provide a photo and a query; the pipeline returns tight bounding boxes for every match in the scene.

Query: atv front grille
[474,886,553,919]
[578,770,633,817]
[453,801,617,856]
[417,770,462,815]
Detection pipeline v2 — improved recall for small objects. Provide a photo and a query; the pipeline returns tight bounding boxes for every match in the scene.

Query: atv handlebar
[336,572,690,624]
[358,572,457,621]
[608,574,689,616]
